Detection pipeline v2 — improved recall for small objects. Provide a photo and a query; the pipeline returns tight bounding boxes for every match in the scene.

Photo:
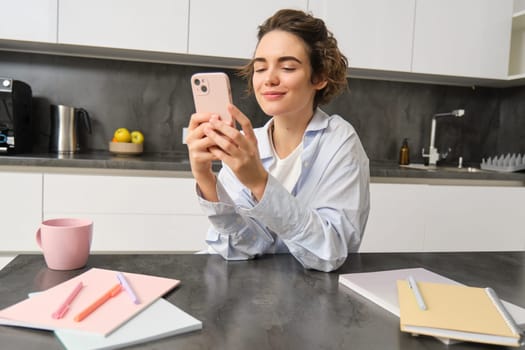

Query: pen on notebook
[407,276,427,311]
[52,281,84,319]
[486,287,524,341]
[74,283,122,322]
[117,272,140,304]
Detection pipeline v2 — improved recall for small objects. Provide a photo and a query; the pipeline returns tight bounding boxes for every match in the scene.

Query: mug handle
[36,227,43,249]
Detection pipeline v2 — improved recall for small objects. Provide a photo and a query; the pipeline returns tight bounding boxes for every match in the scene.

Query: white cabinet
[362,182,525,252]
[0,0,518,85]
[58,0,189,53]
[0,0,57,43]
[309,0,416,72]
[516,0,525,12]
[43,174,209,252]
[412,0,513,79]
[424,185,525,251]
[0,256,15,270]
[509,11,525,76]
[188,0,307,59]
[309,0,514,80]
[360,183,426,252]
[0,172,42,251]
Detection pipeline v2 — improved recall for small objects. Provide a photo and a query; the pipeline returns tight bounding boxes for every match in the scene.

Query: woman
[186,9,370,272]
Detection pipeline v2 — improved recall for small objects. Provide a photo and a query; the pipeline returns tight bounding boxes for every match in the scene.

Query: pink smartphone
[191,72,233,125]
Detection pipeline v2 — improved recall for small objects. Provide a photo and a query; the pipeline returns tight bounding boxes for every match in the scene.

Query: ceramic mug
[36,218,93,270]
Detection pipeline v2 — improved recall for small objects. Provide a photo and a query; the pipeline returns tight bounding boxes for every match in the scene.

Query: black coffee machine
[0,77,33,154]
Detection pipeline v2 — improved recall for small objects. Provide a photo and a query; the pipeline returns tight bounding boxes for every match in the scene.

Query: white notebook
[339,267,525,344]
[52,298,201,350]
[21,282,202,350]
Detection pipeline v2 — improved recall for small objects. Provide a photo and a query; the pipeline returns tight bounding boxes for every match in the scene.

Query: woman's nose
[264,69,279,86]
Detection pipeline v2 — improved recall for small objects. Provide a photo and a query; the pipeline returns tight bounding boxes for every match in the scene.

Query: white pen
[117,272,140,304]
[486,287,523,341]
[407,276,427,311]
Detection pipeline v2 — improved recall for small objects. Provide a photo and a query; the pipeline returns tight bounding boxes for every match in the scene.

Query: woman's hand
[204,104,268,201]
[186,112,220,201]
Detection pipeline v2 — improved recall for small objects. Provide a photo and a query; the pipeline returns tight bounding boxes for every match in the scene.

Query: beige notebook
[397,280,524,347]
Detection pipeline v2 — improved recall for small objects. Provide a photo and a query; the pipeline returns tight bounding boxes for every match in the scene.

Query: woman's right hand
[186,112,220,201]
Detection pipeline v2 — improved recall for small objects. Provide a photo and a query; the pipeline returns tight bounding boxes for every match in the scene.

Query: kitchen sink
[400,163,486,173]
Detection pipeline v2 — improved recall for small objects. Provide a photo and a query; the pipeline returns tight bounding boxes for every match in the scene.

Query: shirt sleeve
[195,115,370,272]
[238,143,370,272]
[196,170,278,260]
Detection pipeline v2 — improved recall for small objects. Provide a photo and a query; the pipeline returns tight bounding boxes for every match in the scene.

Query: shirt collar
[258,108,329,161]
[306,108,330,132]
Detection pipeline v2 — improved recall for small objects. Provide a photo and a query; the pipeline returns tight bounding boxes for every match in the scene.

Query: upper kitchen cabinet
[0,0,57,43]
[509,0,525,78]
[309,0,416,72]
[188,0,307,59]
[412,0,513,79]
[58,0,189,53]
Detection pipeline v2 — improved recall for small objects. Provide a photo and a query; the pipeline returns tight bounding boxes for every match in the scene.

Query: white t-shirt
[268,127,302,193]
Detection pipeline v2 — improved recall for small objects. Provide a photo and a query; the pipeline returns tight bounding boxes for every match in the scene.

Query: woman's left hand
[204,104,268,200]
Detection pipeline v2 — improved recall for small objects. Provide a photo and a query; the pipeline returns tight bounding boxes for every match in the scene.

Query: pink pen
[52,281,84,319]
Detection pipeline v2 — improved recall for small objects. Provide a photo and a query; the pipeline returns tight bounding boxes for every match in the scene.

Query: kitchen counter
[0,151,196,172]
[0,152,524,185]
[1,252,524,349]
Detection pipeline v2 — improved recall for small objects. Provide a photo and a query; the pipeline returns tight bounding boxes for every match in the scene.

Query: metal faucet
[422,109,465,166]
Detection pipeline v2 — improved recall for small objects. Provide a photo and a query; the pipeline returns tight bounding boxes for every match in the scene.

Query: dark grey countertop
[0,151,197,172]
[1,151,524,183]
[1,252,524,349]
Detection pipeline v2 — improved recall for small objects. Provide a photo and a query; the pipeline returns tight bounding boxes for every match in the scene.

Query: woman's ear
[312,75,328,90]
[315,80,328,90]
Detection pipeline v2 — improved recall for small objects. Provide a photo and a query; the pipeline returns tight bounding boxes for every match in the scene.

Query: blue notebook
[54,298,201,350]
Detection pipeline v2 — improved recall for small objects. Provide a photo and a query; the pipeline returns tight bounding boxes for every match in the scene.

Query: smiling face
[252,30,326,121]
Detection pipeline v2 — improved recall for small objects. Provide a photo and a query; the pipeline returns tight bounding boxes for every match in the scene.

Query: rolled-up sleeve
[194,110,370,272]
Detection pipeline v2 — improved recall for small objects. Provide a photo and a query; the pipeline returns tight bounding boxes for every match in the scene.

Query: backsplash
[0,50,524,165]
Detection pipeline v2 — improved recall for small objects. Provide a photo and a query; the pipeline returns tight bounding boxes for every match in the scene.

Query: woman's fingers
[204,123,245,159]
[187,113,221,168]
[205,105,256,154]
[187,112,217,138]
[190,103,258,164]
[228,104,257,142]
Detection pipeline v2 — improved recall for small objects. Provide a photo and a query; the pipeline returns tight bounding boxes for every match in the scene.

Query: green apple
[131,130,144,144]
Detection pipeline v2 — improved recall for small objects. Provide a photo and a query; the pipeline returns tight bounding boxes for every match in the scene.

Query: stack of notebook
[0,268,202,349]
[339,267,525,347]
[397,280,524,347]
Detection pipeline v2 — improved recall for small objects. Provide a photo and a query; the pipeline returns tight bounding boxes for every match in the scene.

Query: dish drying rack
[480,153,525,172]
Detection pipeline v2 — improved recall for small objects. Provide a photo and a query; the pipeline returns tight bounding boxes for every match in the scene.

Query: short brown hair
[238,9,348,108]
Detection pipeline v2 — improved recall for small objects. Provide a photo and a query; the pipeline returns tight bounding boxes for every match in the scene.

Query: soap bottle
[399,138,410,165]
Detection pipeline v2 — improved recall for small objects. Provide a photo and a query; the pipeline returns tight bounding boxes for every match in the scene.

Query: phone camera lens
[200,85,208,93]
[194,79,201,86]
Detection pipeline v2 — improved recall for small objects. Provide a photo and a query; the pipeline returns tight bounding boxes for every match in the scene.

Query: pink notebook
[0,268,180,336]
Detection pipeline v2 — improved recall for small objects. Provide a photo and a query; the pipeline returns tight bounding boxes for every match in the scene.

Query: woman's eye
[254,67,267,73]
[282,67,296,71]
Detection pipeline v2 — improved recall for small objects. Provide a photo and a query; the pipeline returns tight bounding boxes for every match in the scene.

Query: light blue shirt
[197,108,370,272]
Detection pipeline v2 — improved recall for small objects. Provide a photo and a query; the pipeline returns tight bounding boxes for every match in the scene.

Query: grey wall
[327,79,509,164]
[1,50,524,165]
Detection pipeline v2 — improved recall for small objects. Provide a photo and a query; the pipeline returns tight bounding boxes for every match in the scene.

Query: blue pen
[117,272,140,304]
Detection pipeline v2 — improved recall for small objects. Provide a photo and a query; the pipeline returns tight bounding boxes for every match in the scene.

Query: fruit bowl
[109,141,143,155]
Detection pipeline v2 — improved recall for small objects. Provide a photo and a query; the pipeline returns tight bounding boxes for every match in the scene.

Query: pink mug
[36,218,93,270]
